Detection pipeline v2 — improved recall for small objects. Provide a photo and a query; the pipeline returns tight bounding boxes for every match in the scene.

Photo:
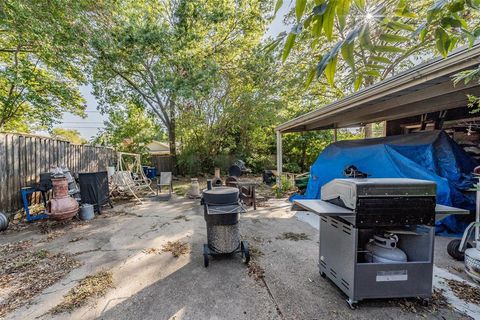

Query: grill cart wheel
[320,271,326,278]
[419,298,430,307]
[447,239,472,261]
[203,244,210,268]
[241,241,250,264]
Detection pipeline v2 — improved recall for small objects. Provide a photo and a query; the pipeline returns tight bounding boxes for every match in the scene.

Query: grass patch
[276,232,310,241]
[0,240,80,318]
[162,241,190,257]
[49,271,113,314]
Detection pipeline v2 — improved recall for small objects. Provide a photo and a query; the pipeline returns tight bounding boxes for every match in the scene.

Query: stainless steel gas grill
[294,178,468,308]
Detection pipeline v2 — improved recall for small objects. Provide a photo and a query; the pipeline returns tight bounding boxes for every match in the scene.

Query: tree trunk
[168,99,177,174]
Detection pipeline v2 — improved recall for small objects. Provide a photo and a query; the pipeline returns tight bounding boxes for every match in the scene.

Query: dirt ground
[1,193,479,320]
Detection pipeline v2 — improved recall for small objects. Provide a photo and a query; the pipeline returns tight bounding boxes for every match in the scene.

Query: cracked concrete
[0,197,477,320]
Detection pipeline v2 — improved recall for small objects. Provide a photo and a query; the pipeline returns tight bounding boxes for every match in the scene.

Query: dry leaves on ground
[143,248,161,255]
[446,279,480,304]
[248,245,264,258]
[247,261,265,282]
[0,240,80,318]
[173,215,190,222]
[276,232,310,241]
[49,271,113,314]
[394,289,449,314]
[162,241,190,257]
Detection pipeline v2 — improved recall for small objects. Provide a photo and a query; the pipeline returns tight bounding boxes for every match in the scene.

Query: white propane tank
[188,178,201,198]
[366,233,408,263]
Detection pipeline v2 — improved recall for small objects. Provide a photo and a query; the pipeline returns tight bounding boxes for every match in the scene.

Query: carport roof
[276,43,480,133]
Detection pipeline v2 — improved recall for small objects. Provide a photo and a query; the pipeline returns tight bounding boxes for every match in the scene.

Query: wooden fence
[0,133,116,212]
[151,155,174,174]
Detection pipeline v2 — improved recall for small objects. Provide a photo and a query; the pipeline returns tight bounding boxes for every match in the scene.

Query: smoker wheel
[241,241,250,264]
[203,244,210,268]
[447,239,472,261]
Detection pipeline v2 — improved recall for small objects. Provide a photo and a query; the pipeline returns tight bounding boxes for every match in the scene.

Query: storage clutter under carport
[201,184,250,267]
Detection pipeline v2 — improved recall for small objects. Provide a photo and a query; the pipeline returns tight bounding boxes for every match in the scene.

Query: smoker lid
[203,187,239,195]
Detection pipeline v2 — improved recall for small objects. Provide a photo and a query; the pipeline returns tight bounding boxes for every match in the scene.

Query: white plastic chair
[157,172,173,198]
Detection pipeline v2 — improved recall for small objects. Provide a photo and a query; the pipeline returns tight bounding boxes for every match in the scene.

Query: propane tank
[188,178,201,198]
[0,212,9,232]
[366,233,407,263]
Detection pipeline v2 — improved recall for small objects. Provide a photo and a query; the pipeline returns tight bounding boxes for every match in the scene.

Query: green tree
[87,0,268,167]
[0,0,103,131]
[275,0,480,90]
[92,102,164,155]
[51,128,87,145]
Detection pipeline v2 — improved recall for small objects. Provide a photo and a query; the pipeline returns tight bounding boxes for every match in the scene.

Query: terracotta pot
[47,177,78,220]
[51,177,69,198]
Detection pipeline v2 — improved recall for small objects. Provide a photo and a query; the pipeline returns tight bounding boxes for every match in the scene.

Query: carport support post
[276,130,282,187]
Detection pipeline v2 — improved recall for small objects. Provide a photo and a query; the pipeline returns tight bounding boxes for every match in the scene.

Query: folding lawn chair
[157,172,173,199]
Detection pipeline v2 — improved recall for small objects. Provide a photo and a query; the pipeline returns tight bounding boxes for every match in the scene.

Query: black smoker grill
[202,186,250,267]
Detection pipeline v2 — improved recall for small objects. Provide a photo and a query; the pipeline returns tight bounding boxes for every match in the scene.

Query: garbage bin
[202,187,249,267]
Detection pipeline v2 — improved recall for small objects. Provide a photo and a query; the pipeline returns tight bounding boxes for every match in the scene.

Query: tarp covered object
[293,130,477,234]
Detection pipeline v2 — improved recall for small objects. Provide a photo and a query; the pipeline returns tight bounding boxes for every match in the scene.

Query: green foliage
[273,176,295,198]
[88,0,269,161]
[0,0,93,131]
[92,102,163,156]
[274,0,479,91]
[51,128,87,145]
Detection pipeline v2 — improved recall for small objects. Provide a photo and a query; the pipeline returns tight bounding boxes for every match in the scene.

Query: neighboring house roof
[276,43,480,133]
[146,140,170,155]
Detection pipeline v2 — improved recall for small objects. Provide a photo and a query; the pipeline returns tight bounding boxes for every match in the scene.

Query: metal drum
[202,186,249,267]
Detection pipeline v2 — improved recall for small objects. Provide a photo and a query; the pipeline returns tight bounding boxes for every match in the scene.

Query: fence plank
[0,133,116,212]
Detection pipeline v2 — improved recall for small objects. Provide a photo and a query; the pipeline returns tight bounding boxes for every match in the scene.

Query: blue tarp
[292,131,477,234]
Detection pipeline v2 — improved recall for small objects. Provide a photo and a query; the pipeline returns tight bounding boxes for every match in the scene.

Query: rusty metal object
[47,177,79,220]
[225,176,238,187]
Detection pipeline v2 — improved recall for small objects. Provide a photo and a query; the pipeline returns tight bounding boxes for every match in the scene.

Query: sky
[54,1,293,141]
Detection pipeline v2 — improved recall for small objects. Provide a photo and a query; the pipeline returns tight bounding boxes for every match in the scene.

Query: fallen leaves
[0,240,80,318]
[162,241,190,257]
[247,261,265,282]
[143,248,161,255]
[446,279,480,304]
[395,289,449,314]
[173,215,190,222]
[276,232,310,241]
[49,271,113,314]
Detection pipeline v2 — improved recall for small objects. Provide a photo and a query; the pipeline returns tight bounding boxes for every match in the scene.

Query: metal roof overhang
[276,43,480,133]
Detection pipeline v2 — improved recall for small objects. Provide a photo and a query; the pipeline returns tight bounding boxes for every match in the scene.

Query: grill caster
[241,241,250,264]
[419,298,430,307]
[203,244,209,268]
[347,299,358,310]
[320,271,326,278]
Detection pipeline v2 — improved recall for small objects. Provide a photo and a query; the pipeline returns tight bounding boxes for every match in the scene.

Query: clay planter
[47,177,78,220]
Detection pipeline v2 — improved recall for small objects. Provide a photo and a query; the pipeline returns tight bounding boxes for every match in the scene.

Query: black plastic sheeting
[78,171,110,213]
